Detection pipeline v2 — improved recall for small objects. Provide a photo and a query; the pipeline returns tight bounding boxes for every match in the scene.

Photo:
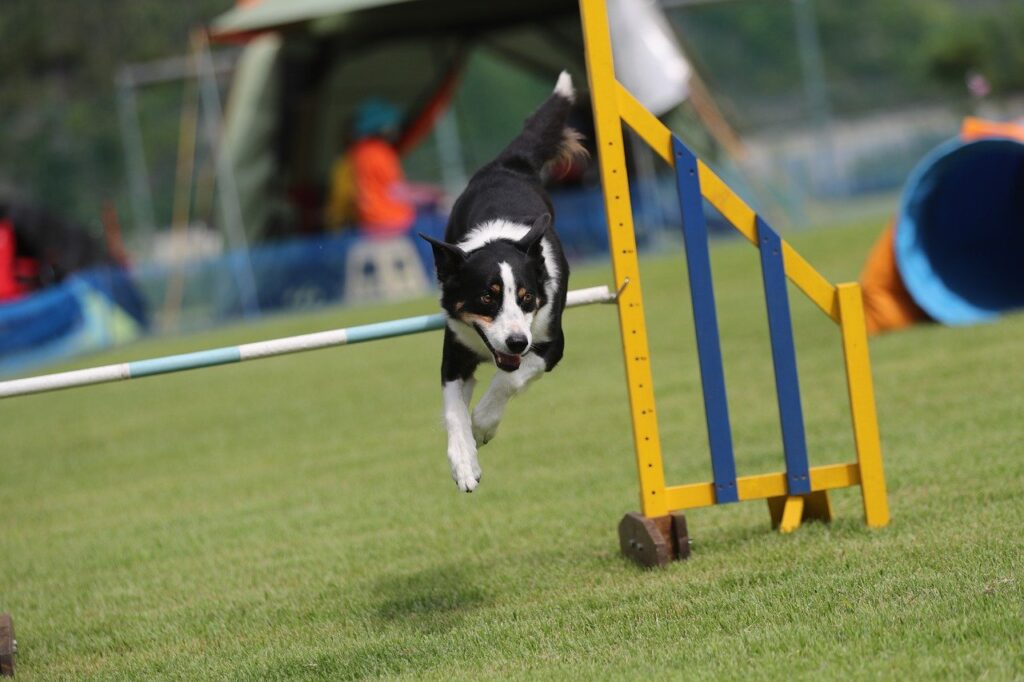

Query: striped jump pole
[0,285,616,400]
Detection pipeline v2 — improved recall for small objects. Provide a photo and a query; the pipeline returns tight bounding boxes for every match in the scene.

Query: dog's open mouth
[492,350,522,372]
[471,322,524,372]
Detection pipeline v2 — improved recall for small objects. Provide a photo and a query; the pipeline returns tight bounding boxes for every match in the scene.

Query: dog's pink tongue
[495,351,522,369]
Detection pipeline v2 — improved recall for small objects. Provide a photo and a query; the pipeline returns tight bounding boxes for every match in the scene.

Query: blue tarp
[0,268,149,374]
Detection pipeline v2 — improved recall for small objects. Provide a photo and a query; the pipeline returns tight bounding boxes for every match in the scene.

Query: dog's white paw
[472,410,500,447]
[472,421,497,447]
[452,459,481,492]
[448,440,482,493]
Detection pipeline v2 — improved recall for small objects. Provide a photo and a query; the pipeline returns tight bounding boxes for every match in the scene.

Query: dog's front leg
[472,354,547,446]
[443,379,481,492]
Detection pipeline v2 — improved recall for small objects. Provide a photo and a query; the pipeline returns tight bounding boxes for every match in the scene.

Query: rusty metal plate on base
[0,613,15,677]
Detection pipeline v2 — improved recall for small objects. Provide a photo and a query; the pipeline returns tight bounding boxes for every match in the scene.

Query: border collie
[421,71,585,492]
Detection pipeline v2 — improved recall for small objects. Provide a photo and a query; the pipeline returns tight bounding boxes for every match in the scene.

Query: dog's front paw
[452,459,481,492]
[472,408,500,447]
[448,440,482,492]
[472,421,498,448]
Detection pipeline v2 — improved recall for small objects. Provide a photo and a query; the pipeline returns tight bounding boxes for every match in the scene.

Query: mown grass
[2,219,1022,680]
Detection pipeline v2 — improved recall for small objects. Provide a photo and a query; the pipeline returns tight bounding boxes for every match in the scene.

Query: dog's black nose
[506,335,529,354]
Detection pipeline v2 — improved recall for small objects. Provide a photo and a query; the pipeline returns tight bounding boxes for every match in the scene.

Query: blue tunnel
[893,136,1024,325]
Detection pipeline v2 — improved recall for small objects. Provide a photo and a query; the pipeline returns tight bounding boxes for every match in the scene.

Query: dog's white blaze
[484,262,531,353]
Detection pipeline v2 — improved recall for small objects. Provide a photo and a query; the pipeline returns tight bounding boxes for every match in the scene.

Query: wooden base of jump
[618,512,691,568]
[0,613,15,677]
[619,491,833,567]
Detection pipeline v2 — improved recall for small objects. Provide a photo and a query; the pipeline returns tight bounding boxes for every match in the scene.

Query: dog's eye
[480,293,493,304]
[522,292,533,303]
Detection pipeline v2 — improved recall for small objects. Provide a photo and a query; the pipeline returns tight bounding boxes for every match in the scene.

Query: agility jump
[579,0,889,566]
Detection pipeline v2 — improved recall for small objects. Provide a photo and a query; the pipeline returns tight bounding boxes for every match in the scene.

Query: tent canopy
[211,0,578,46]
[209,0,589,240]
[206,0,693,241]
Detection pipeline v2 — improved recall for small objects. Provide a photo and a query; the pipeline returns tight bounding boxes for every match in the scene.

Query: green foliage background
[670,0,1024,130]
[0,0,1022,234]
[0,0,232,233]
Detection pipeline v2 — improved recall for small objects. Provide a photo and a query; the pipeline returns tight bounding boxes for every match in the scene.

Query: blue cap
[353,98,401,139]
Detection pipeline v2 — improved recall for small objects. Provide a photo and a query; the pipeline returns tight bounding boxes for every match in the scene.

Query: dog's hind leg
[472,353,547,447]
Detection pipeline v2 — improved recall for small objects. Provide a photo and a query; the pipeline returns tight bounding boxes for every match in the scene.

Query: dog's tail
[498,70,589,175]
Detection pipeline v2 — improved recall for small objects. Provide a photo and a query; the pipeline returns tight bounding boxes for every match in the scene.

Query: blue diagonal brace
[672,137,738,504]
[757,218,812,495]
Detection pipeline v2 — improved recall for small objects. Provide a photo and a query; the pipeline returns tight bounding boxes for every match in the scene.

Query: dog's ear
[516,214,550,259]
[419,233,467,282]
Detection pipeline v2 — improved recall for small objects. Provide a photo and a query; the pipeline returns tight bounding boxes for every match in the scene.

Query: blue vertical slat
[757,218,812,495]
[672,137,738,504]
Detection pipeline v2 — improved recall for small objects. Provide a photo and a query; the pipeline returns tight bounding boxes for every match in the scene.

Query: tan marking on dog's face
[490,283,501,294]
[455,301,465,312]
[460,312,494,326]
[517,287,526,298]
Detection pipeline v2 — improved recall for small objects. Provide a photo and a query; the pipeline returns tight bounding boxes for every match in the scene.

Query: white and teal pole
[0,286,615,399]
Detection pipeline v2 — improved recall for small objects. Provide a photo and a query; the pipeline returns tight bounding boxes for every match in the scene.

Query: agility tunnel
[860,117,1024,333]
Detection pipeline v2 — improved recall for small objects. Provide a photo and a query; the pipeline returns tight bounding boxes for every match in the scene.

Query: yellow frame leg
[838,283,891,528]
[580,0,668,517]
[778,496,805,534]
[768,491,833,532]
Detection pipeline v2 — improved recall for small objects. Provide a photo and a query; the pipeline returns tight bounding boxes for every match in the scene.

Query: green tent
[209,0,587,240]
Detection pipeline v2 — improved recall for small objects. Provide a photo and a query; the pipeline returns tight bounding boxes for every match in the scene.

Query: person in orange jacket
[325,98,441,238]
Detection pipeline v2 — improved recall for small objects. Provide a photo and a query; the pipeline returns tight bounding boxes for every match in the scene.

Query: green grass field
[2,220,1022,680]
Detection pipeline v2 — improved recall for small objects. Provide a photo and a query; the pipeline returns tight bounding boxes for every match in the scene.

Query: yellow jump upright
[579,0,889,567]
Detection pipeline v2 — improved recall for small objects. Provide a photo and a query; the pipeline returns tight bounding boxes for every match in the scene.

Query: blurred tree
[923,3,1024,94]
[667,0,1024,131]
[0,0,232,233]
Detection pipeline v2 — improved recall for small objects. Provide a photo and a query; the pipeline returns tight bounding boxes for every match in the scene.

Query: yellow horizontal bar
[664,462,861,511]
[616,82,673,164]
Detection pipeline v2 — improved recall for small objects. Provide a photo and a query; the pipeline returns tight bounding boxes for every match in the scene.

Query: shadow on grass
[271,563,495,679]
[332,563,494,679]
[372,562,491,634]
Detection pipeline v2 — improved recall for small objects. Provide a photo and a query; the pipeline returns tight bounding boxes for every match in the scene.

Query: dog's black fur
[422,74,579,382]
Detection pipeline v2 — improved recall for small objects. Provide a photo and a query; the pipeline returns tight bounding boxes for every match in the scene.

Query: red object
[0,220,25,301]
[350,138,416,237]
[396,55,466,156]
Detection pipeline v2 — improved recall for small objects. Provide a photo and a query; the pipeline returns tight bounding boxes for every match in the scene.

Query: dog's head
[421,215,550,372]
